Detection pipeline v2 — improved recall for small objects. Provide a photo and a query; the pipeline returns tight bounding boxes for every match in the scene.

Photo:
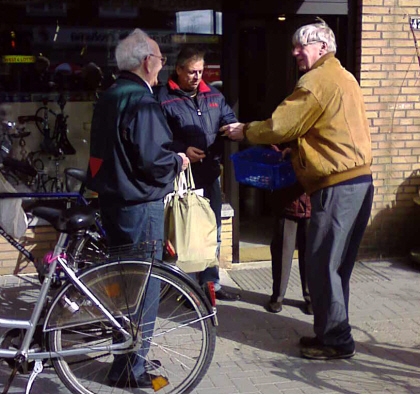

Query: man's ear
[144,55,152,73]
[175,65,182,76]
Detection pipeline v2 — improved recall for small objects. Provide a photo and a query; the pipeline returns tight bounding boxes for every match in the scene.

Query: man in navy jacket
[87,29,189,388]
[157,46,241,300]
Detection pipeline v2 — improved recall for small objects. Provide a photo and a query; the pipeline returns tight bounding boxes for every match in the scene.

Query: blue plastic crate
[230,147,297,190]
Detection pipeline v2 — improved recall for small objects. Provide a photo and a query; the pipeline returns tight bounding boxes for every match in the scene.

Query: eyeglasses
[149,54,167,66]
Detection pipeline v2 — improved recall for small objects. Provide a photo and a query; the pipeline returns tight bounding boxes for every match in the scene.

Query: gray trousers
[271,216,310,304]
[307,179,374,348]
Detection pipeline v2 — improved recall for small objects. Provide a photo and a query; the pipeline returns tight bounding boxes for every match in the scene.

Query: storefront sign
[2,55,36,63]
[33,27,176,48]
[203,64,220,83]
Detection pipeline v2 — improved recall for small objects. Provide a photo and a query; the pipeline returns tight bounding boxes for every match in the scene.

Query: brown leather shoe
[215,288,241,301]
[267,301,282,313]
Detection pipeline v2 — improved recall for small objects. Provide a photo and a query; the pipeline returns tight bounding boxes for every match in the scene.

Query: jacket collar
[168,77,211,94]
[118,71,151,91]
[310,52,336,71]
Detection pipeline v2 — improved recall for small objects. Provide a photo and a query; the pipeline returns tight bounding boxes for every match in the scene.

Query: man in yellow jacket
[221,20,374,360]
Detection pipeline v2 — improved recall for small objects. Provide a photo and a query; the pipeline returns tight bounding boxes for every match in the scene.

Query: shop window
[0,0,223,190]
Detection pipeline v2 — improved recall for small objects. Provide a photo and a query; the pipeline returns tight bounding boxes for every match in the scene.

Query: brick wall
[220,217,233,269]
[358,0,420,257]
[0,226,58,275]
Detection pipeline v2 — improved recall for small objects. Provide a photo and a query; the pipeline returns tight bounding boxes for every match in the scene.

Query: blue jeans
[100,198,163,380]
[307,180,374,349]
[197,178,222,291]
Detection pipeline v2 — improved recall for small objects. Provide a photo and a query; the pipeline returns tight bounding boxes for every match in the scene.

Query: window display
[0,0,223,189]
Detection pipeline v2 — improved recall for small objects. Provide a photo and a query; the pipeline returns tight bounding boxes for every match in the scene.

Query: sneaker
[299,336,321,347]
[267,301,282,313]
[301,344,356,360]
[215,288,241,301]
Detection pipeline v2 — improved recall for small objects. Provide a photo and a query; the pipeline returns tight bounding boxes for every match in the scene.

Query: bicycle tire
[35,106,50,136]
[38,226,107,285]
[66,229,107,271]
[45,260,216,394]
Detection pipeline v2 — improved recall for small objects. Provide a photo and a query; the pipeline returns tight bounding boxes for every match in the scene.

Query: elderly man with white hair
[87,28,189,387]
[221,20,373,360]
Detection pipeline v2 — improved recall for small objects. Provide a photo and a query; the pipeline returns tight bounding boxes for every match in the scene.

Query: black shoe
[215,288,241,301]
[305,302,314,315]
[267,301,282,313]
[109,372,162,388]
[299,336,321,347]
[145,359,161,372]
[301,344,356,360]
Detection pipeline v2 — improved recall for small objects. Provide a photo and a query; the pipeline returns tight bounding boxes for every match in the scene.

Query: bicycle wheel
[35,106,50,136]
[46,260,216,394]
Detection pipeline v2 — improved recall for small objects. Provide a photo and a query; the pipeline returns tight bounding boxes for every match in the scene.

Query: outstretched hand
[186,146,206,163]
[219,122,245,141]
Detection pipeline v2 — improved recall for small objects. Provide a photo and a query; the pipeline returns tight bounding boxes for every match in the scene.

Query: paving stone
[1,258,420,394]
[232,377,262,392]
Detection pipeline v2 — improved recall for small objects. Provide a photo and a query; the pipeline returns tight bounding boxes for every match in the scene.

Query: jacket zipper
[190,96,207,132]
[193,98,202,116]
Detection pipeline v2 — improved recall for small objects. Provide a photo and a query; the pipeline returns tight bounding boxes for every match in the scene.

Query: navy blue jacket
[87,71,182,203]
[157,78,237,187]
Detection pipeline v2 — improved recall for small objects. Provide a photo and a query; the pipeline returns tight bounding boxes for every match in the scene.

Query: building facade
[0,0,419,275]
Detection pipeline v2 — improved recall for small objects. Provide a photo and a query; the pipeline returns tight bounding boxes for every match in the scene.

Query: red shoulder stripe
[89,157,103,178]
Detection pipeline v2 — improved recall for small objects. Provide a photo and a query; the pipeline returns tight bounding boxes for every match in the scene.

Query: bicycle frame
[0,231,141,361]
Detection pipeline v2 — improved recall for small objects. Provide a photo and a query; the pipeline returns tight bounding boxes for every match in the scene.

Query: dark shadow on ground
[214,280,420,394]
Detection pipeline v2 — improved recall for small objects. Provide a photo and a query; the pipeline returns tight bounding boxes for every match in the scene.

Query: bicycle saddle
[65,168,87,184]
[3,157,38,177]
[10,131,31,139]
[31,206,97,233]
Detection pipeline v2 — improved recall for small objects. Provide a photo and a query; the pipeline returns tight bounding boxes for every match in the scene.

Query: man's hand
[186,146,206,163]
[219,122,245,141]
[177,152,190,171]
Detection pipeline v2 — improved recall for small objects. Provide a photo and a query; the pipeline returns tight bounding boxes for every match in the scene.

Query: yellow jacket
[244,53,372,194]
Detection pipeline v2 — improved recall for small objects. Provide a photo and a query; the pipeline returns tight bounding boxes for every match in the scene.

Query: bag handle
[173,165,196,195]
[185,165,195,190]
[174,171,187,194]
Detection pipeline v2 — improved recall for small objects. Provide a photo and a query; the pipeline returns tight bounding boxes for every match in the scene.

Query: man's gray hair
[115,28,152,71]
[292,20,337,54]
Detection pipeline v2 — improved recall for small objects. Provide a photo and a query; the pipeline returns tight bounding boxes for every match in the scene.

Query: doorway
[237,14,349,262]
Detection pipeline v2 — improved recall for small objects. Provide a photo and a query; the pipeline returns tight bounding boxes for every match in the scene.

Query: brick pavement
[0,258,419,394]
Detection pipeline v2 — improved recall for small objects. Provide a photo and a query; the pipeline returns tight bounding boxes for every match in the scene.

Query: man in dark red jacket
[157,45,241,300]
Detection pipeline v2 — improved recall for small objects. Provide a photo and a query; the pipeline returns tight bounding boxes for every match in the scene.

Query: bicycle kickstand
[1,357,41,394]
[25,360,43,394]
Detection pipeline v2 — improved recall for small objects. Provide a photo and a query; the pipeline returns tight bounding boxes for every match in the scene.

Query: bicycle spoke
[47,261,215,394]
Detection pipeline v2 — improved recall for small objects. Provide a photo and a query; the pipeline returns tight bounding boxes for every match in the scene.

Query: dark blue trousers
[197,178,222,291]
[100,198,163,380]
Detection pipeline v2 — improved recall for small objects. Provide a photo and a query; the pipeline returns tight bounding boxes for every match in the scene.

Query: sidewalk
[1,258,419,393]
